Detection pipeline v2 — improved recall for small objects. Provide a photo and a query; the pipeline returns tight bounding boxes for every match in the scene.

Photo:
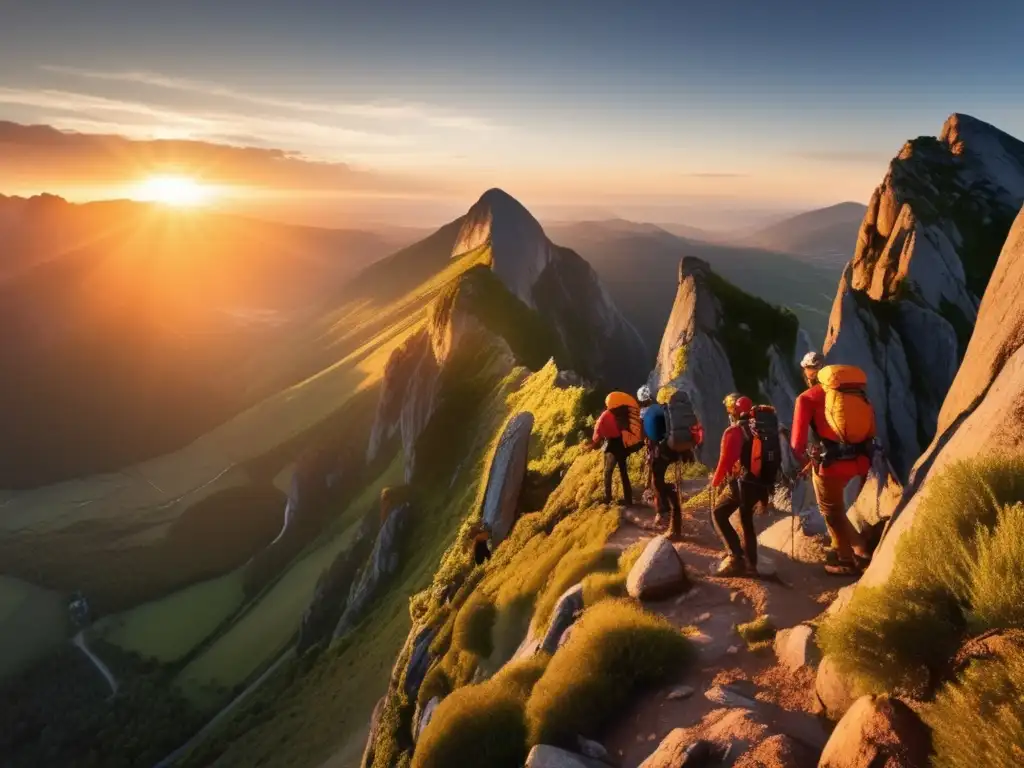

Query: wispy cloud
[683,172,748,178]
[0,87,414,151]
[0,120,436,194]
[792,149,888,164]
[42,65,497,132]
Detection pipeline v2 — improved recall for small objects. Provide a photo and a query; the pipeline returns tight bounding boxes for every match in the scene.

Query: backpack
[663,390,699,453]
[740,405,782,486]
[611,401,645,455]
[817,365,876,445]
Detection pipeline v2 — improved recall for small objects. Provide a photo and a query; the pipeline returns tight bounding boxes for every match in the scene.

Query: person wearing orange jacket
[709,393,768,577]
[791,352,870,575]
[591,404,633,506]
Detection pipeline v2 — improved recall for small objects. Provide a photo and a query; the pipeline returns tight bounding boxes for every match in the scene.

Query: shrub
[452,593,497,659]
[818,455,1024,696]
[531,547,619,633]
[412,655,549,768]
[579,541,646,606]
[925,642,1024,768]
[411,683,528,768]
[526,599,694,746]
[737,615,776,649]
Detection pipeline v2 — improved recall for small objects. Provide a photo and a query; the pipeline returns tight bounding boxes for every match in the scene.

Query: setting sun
[133,175,212,206]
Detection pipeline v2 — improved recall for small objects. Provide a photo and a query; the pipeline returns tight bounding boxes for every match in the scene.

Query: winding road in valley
[72,631,118,697]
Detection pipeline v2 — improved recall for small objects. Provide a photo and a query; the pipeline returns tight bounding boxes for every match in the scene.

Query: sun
[133,175,212,207]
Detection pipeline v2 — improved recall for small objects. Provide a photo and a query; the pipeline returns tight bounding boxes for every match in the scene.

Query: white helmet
[636,384,652,403]
[800,351,825,369]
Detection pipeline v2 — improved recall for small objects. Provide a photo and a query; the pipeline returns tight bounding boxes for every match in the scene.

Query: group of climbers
[707,351,878,577]
[588,349,878,580]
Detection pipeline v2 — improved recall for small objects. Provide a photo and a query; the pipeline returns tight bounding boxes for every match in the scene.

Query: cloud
[791,149,888,164]
[0,87,413,150]
[683,172,748,178]
[42,65,497,132]
[0,120,435,194]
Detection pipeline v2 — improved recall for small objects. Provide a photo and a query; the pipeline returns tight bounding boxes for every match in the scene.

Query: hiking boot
[824,559,858,576]
[653,514,666,529]
[715,555,748,577]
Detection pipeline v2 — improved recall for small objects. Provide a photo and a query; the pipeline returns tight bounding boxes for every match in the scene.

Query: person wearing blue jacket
[637,385,701,539]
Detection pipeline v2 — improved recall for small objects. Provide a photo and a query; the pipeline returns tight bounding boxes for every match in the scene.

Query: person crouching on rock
[709,393,768,577]
[590,397,634,507]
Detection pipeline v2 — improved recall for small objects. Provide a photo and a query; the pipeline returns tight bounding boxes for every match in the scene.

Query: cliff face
[452,189,649,390]
[824,114,1024,480]
[650,257,804,467]
[861,204,1024,589]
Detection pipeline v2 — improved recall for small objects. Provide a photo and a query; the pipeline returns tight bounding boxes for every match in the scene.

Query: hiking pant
[473,539,491,565]
[652,448,692,536]
[711,481,768,567]
[603,438,633,505]
[812,471,865,561]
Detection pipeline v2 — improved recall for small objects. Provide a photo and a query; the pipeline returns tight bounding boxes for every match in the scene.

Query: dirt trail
[72,631,118,697]
[605,483,855,767]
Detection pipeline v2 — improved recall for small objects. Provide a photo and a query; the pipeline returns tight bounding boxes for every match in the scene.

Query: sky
[1,0,1022,228]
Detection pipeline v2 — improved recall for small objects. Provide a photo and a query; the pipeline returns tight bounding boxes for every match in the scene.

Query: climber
[590,392,641,506]
[467,521,492,565]
[709,393,771,576]
[792,354,874,575]
[641,386,704,538]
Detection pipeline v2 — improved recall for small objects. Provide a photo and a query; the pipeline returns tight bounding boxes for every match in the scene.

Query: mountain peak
[678,255,712,284]
[451,188,551,306]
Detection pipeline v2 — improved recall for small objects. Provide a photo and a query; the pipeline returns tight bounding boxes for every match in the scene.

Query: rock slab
[627,536,690,600]
[481,411,534,545]
[818,695,932,768]
[525,744,610,768]
[541,583,585,654]
[774,624,821,672]
[816,655,860,720]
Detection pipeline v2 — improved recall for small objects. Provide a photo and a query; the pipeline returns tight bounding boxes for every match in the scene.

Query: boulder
[826,585,857,617]
[627,536,690,600]
[575,735,610,762]
[402,626,437,700]
[481,411,534,545]
[758,517,828,564]
[525,744,610,768]
[413,696,439,744]
[816,656,860,720]
[818,695,931,768]
[733,734,816,768]
[541,583,585,654]
[774,624,821,672]
[333,502,412,639]
[640,730,727,768]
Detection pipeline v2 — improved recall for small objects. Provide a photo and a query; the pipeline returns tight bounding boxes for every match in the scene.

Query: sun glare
[133,175,212,207]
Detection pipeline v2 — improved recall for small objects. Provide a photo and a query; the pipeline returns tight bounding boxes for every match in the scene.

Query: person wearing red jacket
[591,406,633,506]
[791,352,870,575]
[709,393,768,576]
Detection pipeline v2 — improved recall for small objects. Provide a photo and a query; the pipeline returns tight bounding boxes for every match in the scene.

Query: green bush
[531,547,619,633]
[737,615,776,647]
[412,656,549,768]
[525,599,694,745]
[579,541,646,606]
[819,455,1024,696]
[411,683,528,768]
[452,593,497,659]
[925,641,1024,768]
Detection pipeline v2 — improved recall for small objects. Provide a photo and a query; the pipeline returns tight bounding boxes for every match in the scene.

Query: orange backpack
[818,365,876,445]
[605,392,644,454]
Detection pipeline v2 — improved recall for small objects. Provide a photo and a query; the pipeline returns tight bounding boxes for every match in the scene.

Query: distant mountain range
[741,201,867,265]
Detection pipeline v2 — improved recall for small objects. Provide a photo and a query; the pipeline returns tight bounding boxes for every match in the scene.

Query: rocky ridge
[824,113,1024,480]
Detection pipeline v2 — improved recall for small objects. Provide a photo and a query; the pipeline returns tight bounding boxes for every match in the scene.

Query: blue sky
[1,0,1022,225]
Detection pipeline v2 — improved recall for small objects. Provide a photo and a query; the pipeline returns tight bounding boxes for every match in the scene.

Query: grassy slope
[0,238,485,617]
[179,361,589,768]
[0,576,69,681]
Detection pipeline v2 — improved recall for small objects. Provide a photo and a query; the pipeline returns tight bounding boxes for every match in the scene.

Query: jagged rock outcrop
[824,114,1024,481]
[367,271,516,481]
[649,257,805,466]
[858,204,1024,589]
[333,501,412,639]
[452,188,648,389]
[480,411,534,545]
